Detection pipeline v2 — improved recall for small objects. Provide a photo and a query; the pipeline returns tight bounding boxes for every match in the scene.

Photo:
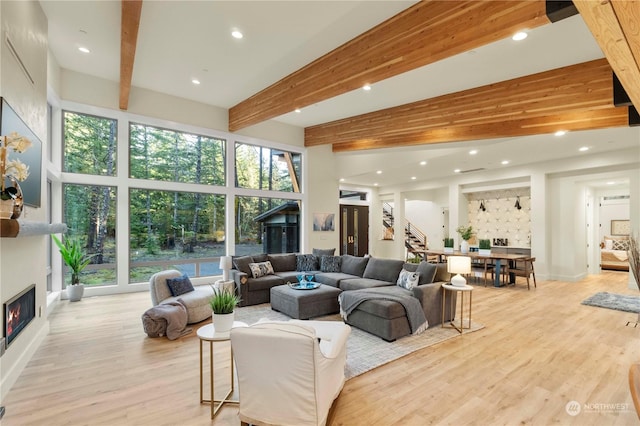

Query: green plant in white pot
[456,225,474,254]
[209,287,240,333]
[52,235,95,302]
[479,239,492,256]
[444,237,454,253]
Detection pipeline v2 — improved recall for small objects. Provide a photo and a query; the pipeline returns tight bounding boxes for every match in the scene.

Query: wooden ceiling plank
[305,59,614,148]
[229,0,549,131]
[574,0,640,109]
[331,107,628,152]
[119,0,143,110]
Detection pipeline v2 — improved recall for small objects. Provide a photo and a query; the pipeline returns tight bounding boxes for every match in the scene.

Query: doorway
[340,204,369,256]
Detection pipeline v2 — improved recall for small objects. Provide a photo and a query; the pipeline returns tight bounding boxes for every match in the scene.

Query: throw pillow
[313,248,336,257]
[612,239,630,251]
[605,239,613,250]
[249,261,275,278]
[320,255,341,272]
[397,269,420,290]
[296,254,319,271]
[166,274,195,296]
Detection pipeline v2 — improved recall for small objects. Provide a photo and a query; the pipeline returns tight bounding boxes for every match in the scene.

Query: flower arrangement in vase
[456,225,474,254]
[0,132,31,219]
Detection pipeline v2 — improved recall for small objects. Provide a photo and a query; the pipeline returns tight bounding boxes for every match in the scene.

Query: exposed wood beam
[574,0,640,109]
[228,0,550,132]
[119,0,143,110]
[304,59,625,151]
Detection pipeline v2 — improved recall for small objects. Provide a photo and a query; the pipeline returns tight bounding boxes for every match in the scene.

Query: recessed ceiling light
[469,149,478,155]
[339,178,345,182]
[411,176,416,180]
[607,181,616,185]
[191,79,201,85]
[579,146,589,152]
[78,46,90,53]
[363,84,371,91]
[420,161,427,166]
[294,108,301,113]
[454,169,461,173]
[231,30,243,39]
[554,130,567,136]
[501,160,510,165]
[374,183,379,186]
[512,31,528,41]
[376,170,382,174]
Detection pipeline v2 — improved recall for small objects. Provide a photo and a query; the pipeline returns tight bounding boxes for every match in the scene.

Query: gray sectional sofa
[231,252,457,341]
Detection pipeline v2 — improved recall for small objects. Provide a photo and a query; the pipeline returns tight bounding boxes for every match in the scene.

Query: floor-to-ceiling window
[52,104,304,292]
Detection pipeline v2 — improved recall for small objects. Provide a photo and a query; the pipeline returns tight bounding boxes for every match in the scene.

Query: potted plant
[456,225,474,254]
[444,237,454,253]
[479,239,492,256]
[209,287,240,333]
[52,235,95,302]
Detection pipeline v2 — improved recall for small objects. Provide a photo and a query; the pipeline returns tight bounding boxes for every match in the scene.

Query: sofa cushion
[320,255,341,272]
[252,253,269,263]
[340,255,369,276]
[166,274,195,296]
[363,257,404,283]
[297,254,319,271]
[313,248,336,257]
[415,261,438,285]
[276,270,304,283]
[314,272,357,288]
[433,263,451,282]
[246,274,285,292]
[233,255,254,275]
[339,277,391,292]
[268,253,297,272]
[249,261,275,278]
[396,269,420,290]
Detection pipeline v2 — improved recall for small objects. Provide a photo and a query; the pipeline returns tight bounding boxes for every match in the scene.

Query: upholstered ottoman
[270,284,342,319]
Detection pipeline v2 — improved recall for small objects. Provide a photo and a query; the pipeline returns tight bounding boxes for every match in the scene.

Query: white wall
[0,0,49,402]
[305,145,339,253]
[599,196,629,238]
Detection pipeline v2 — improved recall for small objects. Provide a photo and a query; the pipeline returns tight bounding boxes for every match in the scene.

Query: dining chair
[510,257,537,289]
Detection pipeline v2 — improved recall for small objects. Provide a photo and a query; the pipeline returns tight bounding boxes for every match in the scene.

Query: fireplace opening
[4,284,36,347]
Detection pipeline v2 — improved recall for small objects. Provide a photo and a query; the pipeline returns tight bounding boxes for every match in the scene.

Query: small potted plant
[456,225,474,254]
[479,239,492,256]
[444,237,454,253]
[52,235,95,302]
[209,287,240,333]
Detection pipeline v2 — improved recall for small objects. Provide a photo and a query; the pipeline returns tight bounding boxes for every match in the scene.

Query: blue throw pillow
[166,274,194,296]
[320,255,341,272]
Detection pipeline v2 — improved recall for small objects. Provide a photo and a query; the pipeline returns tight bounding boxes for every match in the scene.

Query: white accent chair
[148,270,215,324]
[230,320,351,426]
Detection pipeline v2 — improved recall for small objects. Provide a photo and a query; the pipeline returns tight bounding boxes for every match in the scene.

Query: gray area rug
[233,303,484,379]
[581,292,640,313]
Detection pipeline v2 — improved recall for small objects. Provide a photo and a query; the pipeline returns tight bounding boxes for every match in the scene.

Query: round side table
[441,283,473,334]
[197,321,248,419]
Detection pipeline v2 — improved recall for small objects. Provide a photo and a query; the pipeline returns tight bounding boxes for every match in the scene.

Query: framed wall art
[611,219,630,236]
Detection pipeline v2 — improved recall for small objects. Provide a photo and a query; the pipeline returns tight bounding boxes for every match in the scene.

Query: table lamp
[219,255,232,282]
[447,256,471,287]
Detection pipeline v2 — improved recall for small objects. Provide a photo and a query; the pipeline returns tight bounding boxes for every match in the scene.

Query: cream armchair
[230,320,351,426]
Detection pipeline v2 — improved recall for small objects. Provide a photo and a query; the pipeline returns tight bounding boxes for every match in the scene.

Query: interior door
[340,205,369,256]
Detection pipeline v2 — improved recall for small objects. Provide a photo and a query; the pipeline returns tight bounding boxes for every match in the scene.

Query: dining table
[417,249,530,287]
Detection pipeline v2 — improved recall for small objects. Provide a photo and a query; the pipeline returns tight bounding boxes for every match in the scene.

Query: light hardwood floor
[2,271,639,425]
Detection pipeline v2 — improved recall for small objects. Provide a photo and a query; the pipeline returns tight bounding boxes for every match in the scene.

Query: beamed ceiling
[46,0,639,170]
[224,0,640,152]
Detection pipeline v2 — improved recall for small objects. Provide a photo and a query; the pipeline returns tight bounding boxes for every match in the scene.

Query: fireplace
[4,284,35,347]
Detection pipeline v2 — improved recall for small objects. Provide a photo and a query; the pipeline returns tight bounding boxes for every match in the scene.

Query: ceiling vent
[459,168,486,174]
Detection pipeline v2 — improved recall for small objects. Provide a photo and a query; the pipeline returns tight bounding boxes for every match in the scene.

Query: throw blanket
[142,299,192,340]
[339,287,428,335]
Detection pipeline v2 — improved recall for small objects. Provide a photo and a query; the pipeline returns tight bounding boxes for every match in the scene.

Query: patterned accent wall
[467,187,531,248]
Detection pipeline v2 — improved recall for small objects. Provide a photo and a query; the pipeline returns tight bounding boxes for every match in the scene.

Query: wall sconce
[514,196,522,210]
[479,200,486,212]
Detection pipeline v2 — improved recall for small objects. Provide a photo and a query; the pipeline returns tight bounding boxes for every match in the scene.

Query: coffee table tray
[288,281,320,290]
